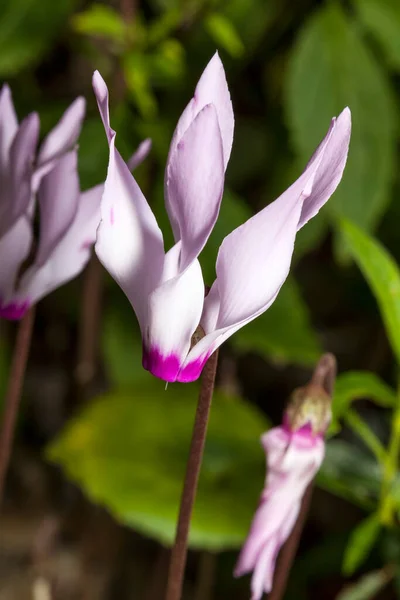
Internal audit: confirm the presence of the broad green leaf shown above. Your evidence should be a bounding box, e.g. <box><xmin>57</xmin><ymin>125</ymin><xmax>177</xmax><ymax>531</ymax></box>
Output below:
<box><xmin>336</xmin><ymin>568</ymin><xmax>392</xmax><ymax>600</ymax></box>
<box><xmin>47</xmin><ymin>385</ymin><xmax>268</xmax><ymax>550</ymax></box>
<box><xmin>354</xmin><ymin>0</ymin><xmax>400</xmax><ymax>70</ymax></box>
<box><xmin>343</xmin><ymin>513</ymin><xmax>381</xmax><ymax>575</ymax></box>
<box><xmin>205</xmin><ymin>13</ymin><xmax>244</xmax><ymax>58</ymax></box>
<box><xmin>317</xmin><ymin>439</ymin><xmax>381</xmax><ymax>510</ymax></box>
<box><xmin>341</xmin><ymin>219</ymin><xmax>400</xmax><ymax>365</ymax></box>
<box><xmin>333</xmin><ymin>371</ymin><xmax>396</xmax><ymax>420</ymax></box>
<box><xmin>0</xmin><ymin>0</ymin><xmax>77</xmax><ymax>75</ymax></box>
<box><xmin>285</xmin><ymin>2</ymin><xmax>396</xmax><ymax>231</ymax></box>
<box><xmin>123</xmin><ymin>53</ymin><xmax>157</xmax><ymax>119</ymax></box>
<box><xmin>232</xmin><ymin>277</ymin><xmax>321</xmax><ymax>366</ymax></box>
<box><xmin>72</xmin><ymin>5</ymin><xmax>126</xmax><ymax>43</ymax></box>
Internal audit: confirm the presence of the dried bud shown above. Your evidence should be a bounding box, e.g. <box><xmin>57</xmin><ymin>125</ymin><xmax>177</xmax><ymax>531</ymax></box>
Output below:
<box><xmin>285</xmin><ymin>383</ymin><xmax>331</xmax><ymax>435</ymax></box>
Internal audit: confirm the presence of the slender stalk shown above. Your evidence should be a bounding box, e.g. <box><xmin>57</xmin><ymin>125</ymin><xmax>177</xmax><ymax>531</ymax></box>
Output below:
<box><xmin>268</xmin><ymin>353</ymin><xmax>337</xmax><ymax>600</ymax></box>
<box><xmin>76</xmin><ymin>257</ymin><xmax>103</xmax><ymax>393</ymax></box>
<box><xmin>0</xmin><ymin>306</ymin><xmax>36</xmax><ymax>504</ymax></box>
<box><xmin>194</xmin><ymin>552</ymin><xmax>217</xmax><ymax>600</ymax></box>
<box><xmin>268</xmin><ymin>485</ymin><xmax>313</xmax><ymax>600</ymax></box>
<box><xmin>165</xmin><ymin>351</ymin><xmax>219</xmax><ymax>600</ymax></box>
<box><xmin>379</xmin><ymin>381</ymin><xmax>400</xmax><ymax>524</ymax></box>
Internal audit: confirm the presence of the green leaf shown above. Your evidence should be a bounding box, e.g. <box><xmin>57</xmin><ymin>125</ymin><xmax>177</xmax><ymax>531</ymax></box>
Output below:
<box><xmin>204</xmin><ymin>13</ymin><xmax>244</xmax><ymax>58</ymax></box>
<box><xmin>341</xmin><ymin>219</ymin><xmax>400</xmax><ymax>365</ymax></box>
<box><xmin>123</xmin><ymin>53</ymin><xmax>157</xmax><ymax>119</ymax></box>
<box><xmin>47</xmin><ymin>385</ymin><xmax>268</xmax><ymax>550</ymax></box>
<box><xmin>0</xmin><ymin>0</ymin><xmax>77</xmax><ymax>75</ymax></box>
<box><xmin>317</xmin><ymin>439</ymin><xmax>381</xmax><ymax>510</ymax></box>
<box><xmin>285</xmin><ymin>2</ymin><xmax>397</xmax><ymax>231</ymax></box>
<box><xmin>336</xmin><ymin>568</ymin><xmax>392</xmax><ymax>600</ymax></box>
<box><xmin>354</xmin><ymin>0</ymin><xmax>400</xmax><ymax>71</ymax></box>
<box><xmin>72</xmin><ymin>4</ymin><xmax>126</xmax><ymax>43</ymax></box>
<box><xmin>345</xmin><ymin>410</ymin><xmax>387</xmax><ymax>463</ymax></box>
<box><xmin>343</xmin><ymin>514</ymin><xmax>381</xmax><ymax>575</ymax></box>
<box><xmin>333</xmin><ymin>371</ymin><xmax>397</xmax><ymax>421</ymax></box>
<box><xmin>232</xmin><ymin>277</ymin><xmax>321</xmax><ymax>366</ymax></box>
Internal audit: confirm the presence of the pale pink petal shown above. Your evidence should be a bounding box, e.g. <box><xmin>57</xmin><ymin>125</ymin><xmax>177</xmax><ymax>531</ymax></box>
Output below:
<box><xmin>0</xmin><ymin>84</ymin><xmax>18</xmax><ymax>174</ymax></box>
<box><xmin>93</xmin><ymin>72</ymin><xmax>165</xmax><ymax>331</ymax></box>
<box><xmin>34</xmin><ymin>151</ymin><xmax>80</xmax><ymax>267</ymax></box>
<box><xmin>37</xmin><ymin>97</ymin><xmax>86</xmax><ymax>167</ymax></box>
<box><xmin>143</xmin><ymin>242</ymin><xmax>205</xmax><ymax>382</ymax></box>
<box><xmin>0</xmin><ymin>217</ymin><xmax>33</xmax><ymax>319</ymax></box>
<box><xmin>95</xmin><ymin>134</ymin><xmax>164</xmax><ymax>330</ymax></box>
<box><xmin>179</xmin><ymin>110</ymin><xmax>351</xmax><ymax>380</ymax></box>
<box><xmin>15</xmin><ymin>184</ymin><xmax>102</xmax><ymax>306</ymax></box>
<box><xmin>166</xmin><ymin>104</ymin><xmax>224</xmax><ymax>269</ymax></box>
<box><xmin>165</xmin><ymin>52</ymin><xmax>234</xmax><ymax>240</ymax></box>
<box><xmin>0</xmin><ymin>112</ymin><xmax>40</xmax><ymax>235</ymax></box>
<box><xmin>127</xmin><ymin>138</ymin><xmax>152</xmax><ymax>171</ymax></box>
<box><xmin>169</xmin><ymin>52</ymin><xmax>233</xmax><ymax>169</ymax></box>
<box><xmin>298</xmin><ymin>108</ymin><xmax>351</xmax><ymax>228</ymax></box>
<box><xmin>235</xmin><ymin>427</ymin><xmax>325</xmax><ymax>598</ymax></box>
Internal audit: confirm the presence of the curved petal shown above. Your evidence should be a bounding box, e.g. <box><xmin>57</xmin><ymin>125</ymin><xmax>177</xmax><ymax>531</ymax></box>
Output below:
<box><xmin>0</xmin><ymin>84</ymin><xmax>18</xmax><ymax>175</ymax></box>
<box><xmin>165</xmin><ymin>52</ymin><xmax>234</xmax><ymax>240</ymax></box>
<box><xmin>15</xmin><ymin>184</ymin><xmax>102</xmax><ymax>307</ymax></box>
<box><xmin>36</xmin><ymin>97</ymin><xmax>86</xmax><ymax>167</ymax></box>
<box><xmin>93</xmin><ymin>71</ymin><xmax>165</xmax><ymax>331</ymax></box>
<box><xmin>143</xmin><ymin>243</ymin><xmax>205</xmax><ymax>382</ymax></box>
<box><xmin>298</xmin><ymin>107</ymin><xmax>351</xmax><ymax>228</ymax></box>
<box><xmin>0</xmin><ymin>217</ymin><xmax>33</xmax><ymax>319</ymax></box>
<box><xmin>0</xmin><ymin>112</ymin><xmax>40</xmax><ymax>236</ymax></box>
<box><xmin>178</xmin><ymin>109</ymin><xmax>352</xmax><ymax>381</ymax></box>
<box><xmin>166</xmin><ymin>104</ymin><xmax>225</xmax><ymax>269</ymax></box>
<box><xmin>127</xmin><ymin>138</ymin><xmax>152</xmax><ymax>171</ymax></box>
<box><xmin>34</xmin><ymin>150</ymin><xmax>80</xmax><ymax>267</ymax></box>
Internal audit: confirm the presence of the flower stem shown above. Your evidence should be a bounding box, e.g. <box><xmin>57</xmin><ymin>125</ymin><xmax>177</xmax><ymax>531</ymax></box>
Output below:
<box><xmin>165</xmin><ymin>351</ymin><xmax>219</xmax><ymax>600</ymax></box>
<box><xmin>0</xmin><ymin>307</ymin><xmax>36</xmax><ymax>504</ymax></box>
<box><xmin>75</xmin><ymin>257</ymin><xmax>103</xmax><ymax>395</ymax></box>
<box><xmin>379</xmin><ymin>382</ymin><xmax>400</xmax><ymax>524</ymax></box>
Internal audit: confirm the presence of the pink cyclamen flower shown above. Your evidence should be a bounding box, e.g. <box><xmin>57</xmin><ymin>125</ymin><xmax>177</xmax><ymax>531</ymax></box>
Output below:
<box><xmin>0</xmin><ymin>84</ymin><xmax>151</xmax><ymax>319</ymax></box>
<box><xmin>92</xmin><ymin>52</ymin><xmax>351</xmax><ymax>383</ymax></box>
<box><xmin>234</xmin><ymin>386</ymin><xmax>331</xmax><ymax>600</ymax></box>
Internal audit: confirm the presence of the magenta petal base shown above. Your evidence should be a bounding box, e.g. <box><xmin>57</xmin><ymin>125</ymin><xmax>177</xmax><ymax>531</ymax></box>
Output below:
<box><xmin>142</xmin><ymin>347</ymin><xmax>181</xmax><ymax>382</ymax></box>
<box><xmin>0</xmin><ymin>301</ymin><xmax>30</xmax><ymax>320</ymax></box>
<box><xmin>142</xmin><ymin>347</ymin><xmax>209</xmax><ymax>383</ymax></box>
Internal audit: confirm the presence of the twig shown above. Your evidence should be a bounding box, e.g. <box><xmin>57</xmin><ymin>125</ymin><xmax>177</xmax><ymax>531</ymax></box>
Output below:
<box><xmin>0</xmin><ymin>307</ymin><xmax>36</xmax><ymax>504</ymax></box>
<box><xmin>75</xmin><ymin>257</ymin><xmax>103</xmax><ymax>394</ymax></box>
<box><xmin>165</xmin><ymin>351</ymin><xmax>219</xmax><ymax>600</ymax></box>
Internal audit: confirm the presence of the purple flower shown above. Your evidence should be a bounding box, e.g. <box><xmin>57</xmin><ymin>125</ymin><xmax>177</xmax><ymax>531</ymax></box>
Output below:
<box><xmin>234</xmin><ymin>385</ymin><xmax>331</xmax><ymax>600</ymax></box>
<box><xmin>0</xmin><ymin>84</ymin><xmax>150</xmax><ymax>319</ymax></box>
<box><xmin>93</xmin><ymin>52</ymin><xmax>351</xmax><ymax>383</ymax></box>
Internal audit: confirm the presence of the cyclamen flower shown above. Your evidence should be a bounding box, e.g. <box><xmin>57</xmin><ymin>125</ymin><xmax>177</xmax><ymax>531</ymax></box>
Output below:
<box><xmin>234</xmin><ymin>386</ymin><xmax>331</xmax><ymax>600</ymax></box>
<box><xmin>92</xmin><ymin>53</ymin><xmax>351</xmax><ymax>383</ymax></box>
<box><xmin>0</xmin><ymin>84</ymin><xmax>150</xmax><ymax>319</ymax></box>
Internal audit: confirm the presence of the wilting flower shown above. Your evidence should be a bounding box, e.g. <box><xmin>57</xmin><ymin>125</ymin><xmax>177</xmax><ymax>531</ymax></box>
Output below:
<box><xmin>0</xmin><ymin>84</ymin><xmax>150</xmax><ymax>319</ymax></box>
<box><xmin>234</xmin><ymin>384</ymin><xmax>331</xmax><ymax>600</ymax></box>
<box><xmin>93</xmin><ymin>52</ymin><xmax>351</xmax><ymax>383</ymax></box>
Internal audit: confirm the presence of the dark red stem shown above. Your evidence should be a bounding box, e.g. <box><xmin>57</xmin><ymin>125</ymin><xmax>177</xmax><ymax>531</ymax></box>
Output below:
<box><xmin>0</xmin><ymin>307</ymin><xmax>36</xmax><ymax>504</ymax></box>
<box><xmin>165</xmin><ymin>351</ymin><xmax>219</xmax><ymax>600</ymax></box>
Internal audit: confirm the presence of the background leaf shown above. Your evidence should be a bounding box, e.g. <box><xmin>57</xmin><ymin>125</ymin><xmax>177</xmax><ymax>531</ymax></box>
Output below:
<box><xmin>285</xmin><ymin>1</ymin><xmax>397</xmax><ymax>232</ymax></box>
<box><xmin>47</xmin><ymin>385</ymin><xmax>269</xmax><ymax>550</ymax></box>
<box><xmin>343</xmin><ymin>514</ymin><xmax>381</xmax><ymax>575</ymax></box>
<box><xmin>232</xmin><ymin>277</ymin><xmax>321</xmax><ymax>366</ymax></box>
<box><xmin>354</xmin><ymin>0</ymin><xmax>400</xmax><ymax>71</ymax></box>
<box><xmin>341</xmin><ymin>219</ymin><xmax>400</xmax><ymax>365</ymax></box>
<box><xmin>336</xmin><ymin>568</ymin><xmax>392</xmax><ymax>600</ymax></box>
